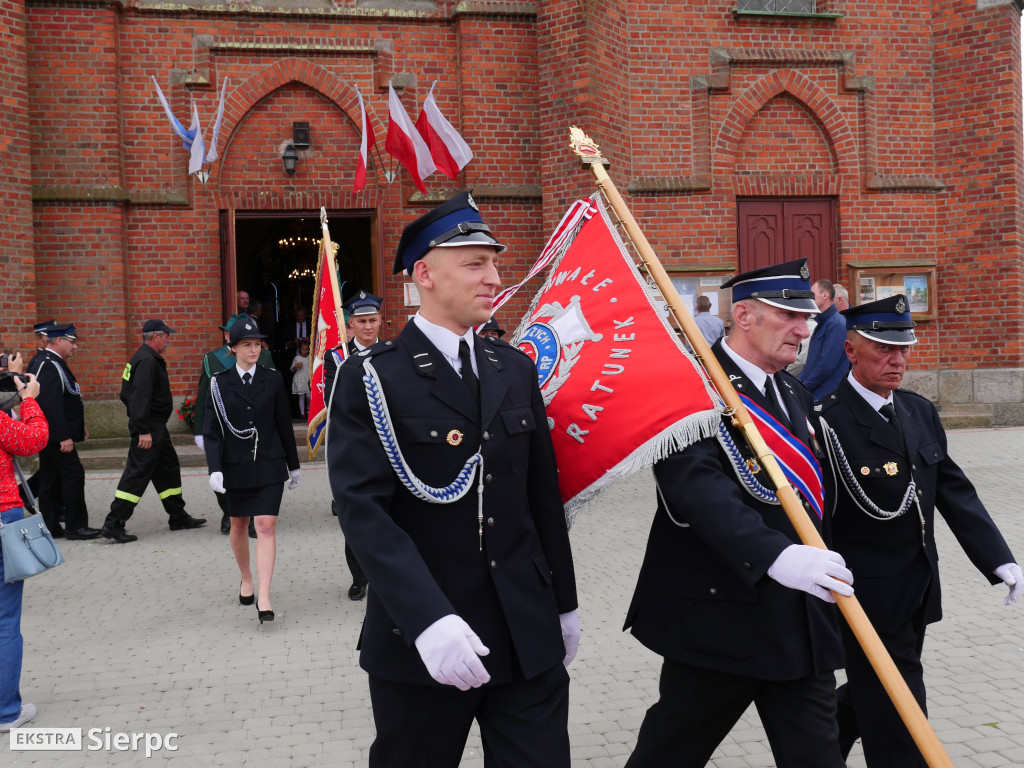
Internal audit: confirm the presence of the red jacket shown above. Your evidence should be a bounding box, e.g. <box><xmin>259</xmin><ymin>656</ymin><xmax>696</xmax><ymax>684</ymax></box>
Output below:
<box><xmin>0</xmin><ymin>398</ymin><xmax>49</xmax><ymax>512</ymax></box>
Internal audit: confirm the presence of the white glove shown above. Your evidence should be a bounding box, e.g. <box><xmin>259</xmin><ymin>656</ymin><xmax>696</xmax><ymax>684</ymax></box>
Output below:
<box><xmin>994</xmin><ymin>563</ymin><xmax>1024</xmax><ymax>605</ymax></box>
<box><xmin>194</xmin><ymin>435</ymin><xmax>204</xmax><ymax>450</ymax></box>
<box><xmin>768</xmin><ymin>544</ymin><xmax>854</xmax><ymax>603</ymax></box>
<box><xmin>560</xmin><ymin>609</ymin><xmax>581</xmax><ymax>667</ymax></box>
<box><xmin>414</xmin><ymin>614</ymin><xmax>491</xmax><ymax>691</ymax></box>
<box><xmin>288</xmin><ymin>469</ymin><xmax>301</xmax><ymax>490</ymax></box>
<box><xmin>209</xmin><ymin>471</ymin><xmax>225</xmax><ymax>494</ymax></box>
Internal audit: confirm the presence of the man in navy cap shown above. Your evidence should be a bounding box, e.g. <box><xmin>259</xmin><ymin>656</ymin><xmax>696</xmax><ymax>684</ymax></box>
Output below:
<box><xmin>24</xmin><ymin>319</ymin><xmax>58</xmax><ymax>510</ymax></box>
<box><xmin>102</xmin><ymin>319</ymin><xmax>206</xmax><ymax>542</ymax></box>
<box><xmin>477</xmin><ymin>316</ymin><xmax>505</xmax><ymax>340</ymax></box>
<box><xmin>327</xmin><ymin>190</ymin><xmax>579</xmax><ymax>767</ymax></box>
<box><xmin>625</xmin><ymin>258</ymin><xmax>851</xmax><ymax>767</ymax></box>
<box><xmin>30</xmin><ymin>323</ymin><xmax>100</xmax><ymax>540</ymax></box>
<box><xmin>329</xmin><ymin>290</ymin><xmax>386</xmax><ymax>601</ymax></box>
<box><xmin>815</xmin><ymin>295</ymin><xmax>1022</xmax><ymax>767</ymax></box>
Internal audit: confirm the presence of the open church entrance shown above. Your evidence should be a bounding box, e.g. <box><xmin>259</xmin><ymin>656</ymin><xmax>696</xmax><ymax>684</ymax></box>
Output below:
<box><xmin>227</xmin><ymin>209</ymin><xmax>375</xmax><ymax>359</ymax></box>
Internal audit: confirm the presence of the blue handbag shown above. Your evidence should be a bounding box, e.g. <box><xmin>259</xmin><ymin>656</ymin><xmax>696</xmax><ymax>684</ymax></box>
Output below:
<box><xmin>0</xmin><ymin>514</ymin><xmax>65</xmax><ymax>583</ymax></box>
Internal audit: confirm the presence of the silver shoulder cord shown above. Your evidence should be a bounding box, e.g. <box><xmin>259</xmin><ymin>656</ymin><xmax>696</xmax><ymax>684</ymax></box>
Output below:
<box><xmin>655</xmin><ymin>417</ymin><xmax>779</xmax><ymax>530</ymax></box>
<box><xmin>210</xmin><ymin>376</ymin><xmax>258</xmax><ymax>461</ymax></box>
<box><xmin>46</xmin><ymin>359</ymin><xmax>80</xmax><ymax>396</ymax></box>
<box><xmin>820</xmin><ymin>417</ymin><xmax>917</xmax><ymax>521</ymax></box>
<box><xmin>360</xmin><ymin>358</ymin><xmax>487</xmax><ymax>551</ymax></box>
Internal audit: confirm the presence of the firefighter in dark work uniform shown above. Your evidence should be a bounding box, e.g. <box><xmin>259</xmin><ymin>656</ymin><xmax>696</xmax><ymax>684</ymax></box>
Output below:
<box><xmin>101</xmin><ymin>319</ymin><xmax>206</xmax><ymax>543</ymax></box>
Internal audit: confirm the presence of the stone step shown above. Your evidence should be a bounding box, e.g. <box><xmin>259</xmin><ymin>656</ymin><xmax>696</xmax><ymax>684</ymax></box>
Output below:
<box><xmin>939</xmin><ymin>403</ymin><xmax>993</xmax><ymax>430</ymax></box>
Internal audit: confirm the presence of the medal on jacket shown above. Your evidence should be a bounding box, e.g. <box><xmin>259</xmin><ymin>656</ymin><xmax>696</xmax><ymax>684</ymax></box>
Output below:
<box><xmin>883</xmin><ymin>461</ymin><xmax>898</xmax><ymax>476</ymax></box>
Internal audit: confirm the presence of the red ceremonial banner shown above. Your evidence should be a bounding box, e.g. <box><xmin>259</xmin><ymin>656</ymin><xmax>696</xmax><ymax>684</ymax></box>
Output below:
<box><xmin>514</xmin><ymin>196</ymin><xmax>721</xmax><ymax>520</ymax></box>
<box><xmin>307</xmin><ymin>230</ymin><xmax>345</xmax><ymax>457</ymax></box>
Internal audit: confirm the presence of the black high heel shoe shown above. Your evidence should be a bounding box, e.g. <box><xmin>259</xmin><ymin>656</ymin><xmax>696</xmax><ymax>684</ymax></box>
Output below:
<box><xmin>239</xmin><ymin>582</ymin><xmax>255</xmax><ymax>606</ymax></box>
<box><xmin>256</xmin><ymin>600</ymin><xmax>274</xmax><ymax>624</ymax></box>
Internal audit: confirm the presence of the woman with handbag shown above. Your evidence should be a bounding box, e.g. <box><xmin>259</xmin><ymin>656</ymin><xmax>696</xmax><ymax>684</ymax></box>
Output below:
<box><xmin>0</xmin><ymin>370</ymin><xmax>48</xmax><ymax>731</ymax></box>
<box><xmin>203</xmin><ymin>315</ymin><xmax>300</xmax><ymax>625</ymax></box>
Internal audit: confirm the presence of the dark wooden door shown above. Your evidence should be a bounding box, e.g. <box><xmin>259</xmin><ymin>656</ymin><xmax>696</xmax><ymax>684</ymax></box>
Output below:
<box><xmin>737</xmin><ymin>198</ymin><xmax>835</xmax><ymax>283</ymax></box>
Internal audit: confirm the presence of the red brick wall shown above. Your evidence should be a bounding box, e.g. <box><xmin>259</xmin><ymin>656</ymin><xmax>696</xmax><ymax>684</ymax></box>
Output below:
<box><xmin>6</xmin><ymin>0</ymin><xmax>1023</xmax><ymax>407</ymax></box>
<box><xmin>0</xmin><ymin>0</ymin><xmax>35</xmax><ymax>342</ymax></box>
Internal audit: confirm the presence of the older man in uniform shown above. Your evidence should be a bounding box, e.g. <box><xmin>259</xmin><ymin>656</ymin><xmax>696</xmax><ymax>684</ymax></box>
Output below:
<box><xmin>102</xmin><ymin>319</ymin><xmax>206</xmax><ymax>542</ymax></box>
<box><xmin>29</xmin><ymin>323</ymin><xmax>100</xmax><ymax>540</ymax></box>
<box><xmin>814</xmin><ymin>295</ymin><xmax>1022</xmax><ymax>767</ymax></box>
<box><xmin>625</xmin><ymin>258</ymin><xmax>852</xmax><ymax>768</ymax></box>
<box><xmin>327</xmin><ymin>191</ymin><xmax>579</xmax><ymax>767</ymax></box>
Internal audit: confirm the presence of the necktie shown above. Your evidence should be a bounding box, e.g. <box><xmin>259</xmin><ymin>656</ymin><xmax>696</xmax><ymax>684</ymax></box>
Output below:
<box><xmin>764</xmin><ymin>374</ymin><xmax>792</xmax><ymax>430</ymax></box>
<box><xmin>458</xmin><ymin>339</ymin><xmax>479</xmax><ymax>404</ymax></box>
<box><xmin>880</xmin><ymin>402</ymin><xmax>903</xmax><ymax>444</ymax></box>
<box><xmin>243</xmin><ymin>372</ymin><xmax>252</xmax><ymax>388</ymax></box>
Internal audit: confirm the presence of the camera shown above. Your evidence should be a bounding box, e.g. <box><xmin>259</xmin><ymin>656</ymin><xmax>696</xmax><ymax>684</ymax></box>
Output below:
<box><xmin>0</xmin><ymin>371</ymin><xmax>29</xmax><ymax>391</ymax></box>
<box><xmin>0</xmin><ymin>354</ymin><xmax>9</xmax><ymax>368</ymax></box>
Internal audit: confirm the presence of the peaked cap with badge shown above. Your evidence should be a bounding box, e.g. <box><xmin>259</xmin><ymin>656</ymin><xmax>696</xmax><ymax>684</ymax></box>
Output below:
<box><xmin>33</xmin><ymin>319</ymin><xmax>56</xmax><ymax>335</ymax></box>
<box><xmin>345</xmin><ymin>291</ymin><xmax>383</xmax><ymax>316</ymax></box>
<box><xmin>841</xmin><ymin>293</ymin><xmax>917</xmax><ymax>346</ymax></box>
<box><xmin>45</xmin><ymin>322</ymin><xmax>78</xmax><ymax>339</ymax></box>
<box><xmin>227</xmin><ymin>313</ymin><xmax>267</xmax><ymax>345</ymax></box>
<box><xmin>720</xmin><ymin>258</ymin><xmax>818</xmax><ymax>313</ymax></box>
<box><xmin>392</xmin><ymin>189</ymin><xmax>506</xmax><ymax>275</ymax></box>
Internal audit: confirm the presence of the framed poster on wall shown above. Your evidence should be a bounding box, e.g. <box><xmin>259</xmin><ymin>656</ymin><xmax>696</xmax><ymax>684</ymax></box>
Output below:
<box><xmin>847</xmin><ymin>263</ymin><xmax>936</xmax><ymax>321</ymax></box>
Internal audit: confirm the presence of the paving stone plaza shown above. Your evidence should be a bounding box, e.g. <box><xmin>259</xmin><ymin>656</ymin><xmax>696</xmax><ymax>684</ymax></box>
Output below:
<box><xmin>6</xmin><ymin>428</ymin><xmax>1024</xmax><ymax>766</ymax></box>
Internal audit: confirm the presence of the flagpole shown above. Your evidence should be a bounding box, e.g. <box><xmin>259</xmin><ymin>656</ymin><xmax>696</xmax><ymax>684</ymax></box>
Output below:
<box><xmin>320</xmin><ymin>207</ymin><xmax>348</xmax><ymax>353</ymax></box>
<box><xmin>568</xmin><ymin>127</ymin><xmax>954</xmax><ymax>768</ymax></box>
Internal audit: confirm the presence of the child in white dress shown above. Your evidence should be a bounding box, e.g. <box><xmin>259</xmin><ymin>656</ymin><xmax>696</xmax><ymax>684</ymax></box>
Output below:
<box><xmin>290</xmin><ymin>340</ymin><xmax>310</xmax><ymax>416</ymax></box>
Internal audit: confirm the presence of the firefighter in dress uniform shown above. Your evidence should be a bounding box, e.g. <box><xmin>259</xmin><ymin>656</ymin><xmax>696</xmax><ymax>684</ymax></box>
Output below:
<box><xmin>814</xmin><ymin>294</ymin><xmax>1023</xmax><ymax>767</ymax></box>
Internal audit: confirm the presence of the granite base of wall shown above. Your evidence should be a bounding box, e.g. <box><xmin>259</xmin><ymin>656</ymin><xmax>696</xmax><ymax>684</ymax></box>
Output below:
<box><xmin>83</xmin><ymin>396</ymin><xmax>192</xmax><ymax>440</ymax></box>
<box><xmin>903</xmin><ymin>368</ymin><xmax>1024</xmax><ymax>427</ymax></box>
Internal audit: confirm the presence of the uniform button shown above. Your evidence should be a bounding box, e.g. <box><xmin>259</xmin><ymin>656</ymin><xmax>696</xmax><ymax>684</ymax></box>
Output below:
<box><xmin>248</xmin><ymin>421</ymin><xmax>253</xmax><ymax>426</ymax></box>
<box><xmin>743</xmin><ymin>562</ymin><xmax>752</xmax><ymax>570</ymax></box>
<box><xmin>709</xmin><ymin>587</ymin><xmax>718</xmax><ymax>595</ymax></box>
<box><xmin>521</xmin><ymin>419</ymin><xmax>528</xmax><ymax>427</ymax></box>
<box><xmin>483</xmin><ymin>431</ymin><xmax>490</xmax><ymax>441</ymax></box>
<box><xmin>873</xmin><ymin>468</ymin><xmax>879</xmax><ymax>473</ymax></box>
<box><xmin>430</xmin><ymin>430</ymin><xmax>438</xmax><ymax>438</ymax></box>
<box><xmin>392</xmin><ymin>628</ymin><xmax>402</xmax><ymax>636</ymax></box>
<box><xmin>385</xmin><ymin>341</ymin><xmax>392</xmax><ymax>346</ymax></box>
<box><xmin>490</xmin><ymin>560</ymin><xmax>497</xmax><ymax>570</ymax></box>
<box><xmin>912</xmin><ymin>464</ymin><xmax>917</xmax><ymax>470</ymax></box>
<box><xmin>485</xmin><ymin>474</ymin><xmax>493</xmax><ymax>483</ymax></box>
<box><xmin>246</xmin><ymin>405</ymin><xmax>252</xmax><ymax>411</ymax></box>
<box><xmin>487</xmin><ymin>517</ymin><xmax>495</xmax><ymax>527</ymax></box>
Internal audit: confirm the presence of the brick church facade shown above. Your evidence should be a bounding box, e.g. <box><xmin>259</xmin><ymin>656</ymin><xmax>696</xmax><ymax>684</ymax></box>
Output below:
<box><xmin>2</xmin><ymin>0</ymin><xmax>1023</xmax><ymax>430</ymax></box>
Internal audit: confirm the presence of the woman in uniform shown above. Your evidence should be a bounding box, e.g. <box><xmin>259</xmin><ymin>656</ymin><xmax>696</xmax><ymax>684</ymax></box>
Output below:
<box><xmin>203</xmin><ymin>315</ymin><xmax>300</xmax><ymax>624</ymax></box>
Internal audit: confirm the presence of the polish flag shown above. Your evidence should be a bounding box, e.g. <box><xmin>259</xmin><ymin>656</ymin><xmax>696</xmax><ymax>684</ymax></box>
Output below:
<box><xmin>415</xmin><ymin>82</ymin><xmax>473</xmax><ymax>179</ymax></box>
<box><xmin>385</xmin><ymin>83</ymin><xmax>435</xmax><ymax>193</ymax></box>
<box><xmin>353</xmin><ymin>86</ymin><xmax>375</xmax><ymax>192</ymax></box>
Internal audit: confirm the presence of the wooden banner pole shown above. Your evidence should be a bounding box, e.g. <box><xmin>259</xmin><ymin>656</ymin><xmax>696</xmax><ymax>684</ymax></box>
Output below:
<box><xmin>568</xmin><ymin>127</ymin><xmax>953</xmax><ymax>768</ymax></box>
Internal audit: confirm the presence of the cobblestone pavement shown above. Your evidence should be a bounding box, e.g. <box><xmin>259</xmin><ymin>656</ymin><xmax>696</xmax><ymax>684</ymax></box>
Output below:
<box><xmin>6</xmin><ymin>428</ymin><xmax>1024</xmax><ymax>766</ymax></box>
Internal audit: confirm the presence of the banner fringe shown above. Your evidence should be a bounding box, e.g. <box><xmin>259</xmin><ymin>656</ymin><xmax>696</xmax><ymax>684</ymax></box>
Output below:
<box><xmin>563</xmin><ymin>407</ymin><xmax>722</xmax><ymax>528</ymax></box>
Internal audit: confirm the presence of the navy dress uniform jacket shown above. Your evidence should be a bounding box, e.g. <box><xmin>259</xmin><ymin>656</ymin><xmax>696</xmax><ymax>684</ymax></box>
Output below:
<box><xmin>29</xmin><ymin>349</ymin><xmax>84</xmax><ymax>445</ymax></box>
<box><xmin>203</xmin><ymin>365</ymin><xmax>300</xmax><ymax>489</ymax></box>
<box><xmin>816</xmin><ymin>380</ymin><xmax>1013</xmax><ymax>633</ymax></box>
<box><xmin>625</xmin><ymin>341</ymin><xmax>843</xmax><ymax>680</ymax></box>
<box><xmin>327</xmin><ymin>321</ymin><xmax>577</xmax><ymax>687</ymax></box>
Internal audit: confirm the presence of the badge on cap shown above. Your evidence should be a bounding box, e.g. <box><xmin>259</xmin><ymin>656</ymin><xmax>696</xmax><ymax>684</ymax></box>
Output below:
<box><xmin>466</xmin><ymin>192</ymin><xmax>478</xmax><ymax>212</ymax></box>
<box><xmin>447</xmin><ymin>429</ymin><xmax>464</xmax><ymax>446</ymax></box>
<box><xmin>359</xmin><ymin>291</ymin><xmax>367</xmax><ymax>300</ymax></box>
<box><xmin>884</xmin><ymin>461</ymin><xmax>899</xmax><ymax>476</ymax></box>
<box><xmin>244</xmin><ymin>323</ymin><xmax>252</xmax><ymax>330</ymax></box>
<box><xmin>800</xmin><ymin>263</ymin><xmax>810</xmax><ymax>280</ymax></box>
<box><xmin>895</xmin><ymin>297</ymin><xmax>906</xmax><ymax>314</ymax></box>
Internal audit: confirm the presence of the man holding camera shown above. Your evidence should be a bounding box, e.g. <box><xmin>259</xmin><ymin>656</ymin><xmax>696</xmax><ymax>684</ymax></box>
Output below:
<box><xmin>28</xmin><ymin>323</ymin><xmax>100</xmax><ymax>540</ymax></box>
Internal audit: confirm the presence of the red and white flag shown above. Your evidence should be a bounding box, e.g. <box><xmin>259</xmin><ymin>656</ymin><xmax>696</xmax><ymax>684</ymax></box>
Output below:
<box><xmin>307</xmin><ymin>216</ymin><xmax>346</xmax><ymax>458</ymax></box>
<box><xmin>353</xmin><ymin>85</ymin><xmax>376</xmax><ymax>192</ymax></box>
<box><xmin>385</xmin><ymin>83</ymin><xmax>435</xmax><ymax>193</ymax></box>
<box><xmin>514</xmin><ymin>195</ymin><xmax>722</xmax><ymax>522</ymax></box>
<box><xmin>415</xmin><ymin>82</ymin><xmax>473</xmax><ymax>179</ymax></box>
